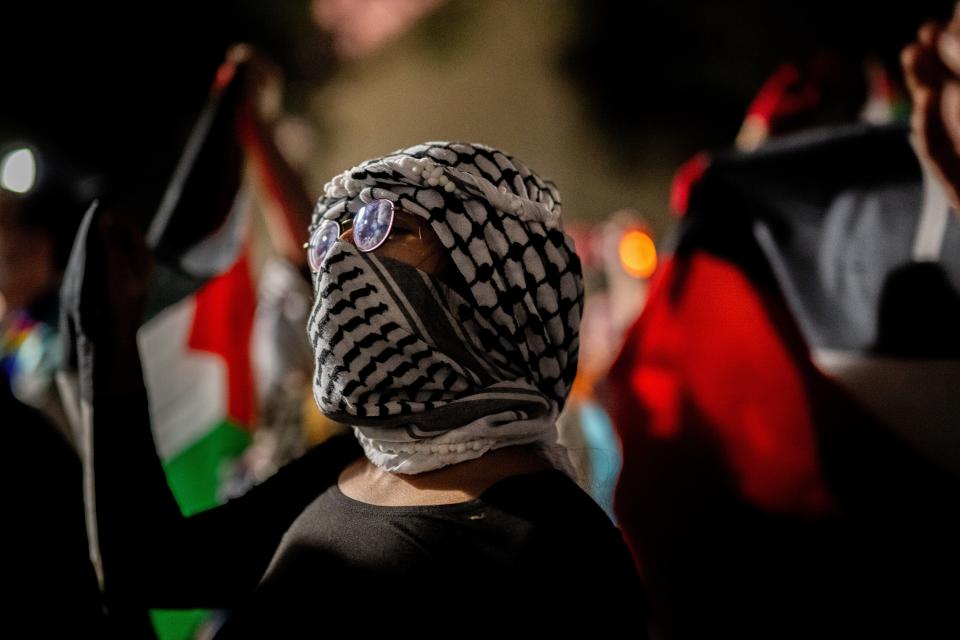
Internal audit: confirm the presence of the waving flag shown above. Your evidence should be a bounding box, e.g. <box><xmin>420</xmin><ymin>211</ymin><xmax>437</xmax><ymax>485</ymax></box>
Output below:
<box><xmin>134</xmin><ymin>57</ymin><xmax>258</xmax><ymax>640</ymax></box>
<box><xmin>605</xmin><ymin>123</ymin><xmax>960</xmax><ymax>638</ymax></box>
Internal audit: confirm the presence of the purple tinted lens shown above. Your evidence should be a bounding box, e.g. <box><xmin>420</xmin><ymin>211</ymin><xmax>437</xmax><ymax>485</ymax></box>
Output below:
<box><xmin>307</xmin><ymin>220</ymin><xmax>340</xmax><ymax>271</ymax></box>
<box><xmin>353</xmin><ymin>199</ymin><xmax>394</xmax><ymax>252</ymax></box>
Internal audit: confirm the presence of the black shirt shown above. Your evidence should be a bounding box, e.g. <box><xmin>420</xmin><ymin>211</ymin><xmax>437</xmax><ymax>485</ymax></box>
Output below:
<box><xmin>91</xmin><ymin>392</ymin><xmax>646</xmax><ymax>637</ymax></box>
<box><xmin>216</xmin><ymin>466</ymin><xmax>645</xmax><ymax>636</ymax></box>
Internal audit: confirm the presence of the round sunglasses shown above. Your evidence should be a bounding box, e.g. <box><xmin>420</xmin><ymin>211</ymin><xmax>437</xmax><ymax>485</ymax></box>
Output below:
<box><xmin>305</xmin><ymin>199</ymin><xmax>398</xmax><ymax>272</ymax></box>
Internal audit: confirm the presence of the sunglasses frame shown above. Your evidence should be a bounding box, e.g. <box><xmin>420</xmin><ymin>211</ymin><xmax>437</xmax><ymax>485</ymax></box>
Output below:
<box><xmin>304</xmin><ymin>198</ymin><xmax>397</xmax><ymax>272</ymax></box>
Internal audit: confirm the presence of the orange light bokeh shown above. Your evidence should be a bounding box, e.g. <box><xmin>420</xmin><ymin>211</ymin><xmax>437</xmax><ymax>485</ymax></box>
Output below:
<box><xmin>619</xmin><ymin>229</ymin><xmax>658</xmax><ymax>279</ymax></box>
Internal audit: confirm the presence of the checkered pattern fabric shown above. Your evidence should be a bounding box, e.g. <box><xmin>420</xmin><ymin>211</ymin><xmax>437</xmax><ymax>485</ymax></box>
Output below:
<box><xmin>307</xmin><ymin>142</ymin><xmax>583</xmax><ymax>473</ymax></box>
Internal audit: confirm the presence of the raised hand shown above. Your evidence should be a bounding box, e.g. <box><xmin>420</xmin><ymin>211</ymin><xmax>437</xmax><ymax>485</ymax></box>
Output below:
<box><xmin>902</xmin><ymin>3</ymin><xmax>960</xmax><ymax>213</ymax></box>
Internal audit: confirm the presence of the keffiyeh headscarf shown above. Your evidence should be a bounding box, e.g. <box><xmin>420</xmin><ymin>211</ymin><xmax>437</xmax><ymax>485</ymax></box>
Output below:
<box><xmin>307</xmin><ymin>142</ymin><xmax>583</xmax><ymax>475</ymax></box>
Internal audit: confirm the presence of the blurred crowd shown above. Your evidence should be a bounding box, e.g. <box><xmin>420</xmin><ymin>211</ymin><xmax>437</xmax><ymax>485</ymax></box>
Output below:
<box><xmin>4</xmin><ymin>2</ymin><xmax>960</xmax><ymax>639</ymax></box>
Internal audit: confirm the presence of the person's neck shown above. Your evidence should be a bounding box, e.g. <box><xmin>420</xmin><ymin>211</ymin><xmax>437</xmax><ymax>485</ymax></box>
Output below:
<box><xmin>338</xmin><ymin>444</ymin><xmax>553</xmax><ymax>507</ymax></box>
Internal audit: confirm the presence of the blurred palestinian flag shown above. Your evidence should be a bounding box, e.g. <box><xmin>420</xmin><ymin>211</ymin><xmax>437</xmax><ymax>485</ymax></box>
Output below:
<box><xmin>605</xmin><ymin>122</ymin><xmax>960</xmax><ymax>637</ymax></box>
<box><xmin>138</xmin><ymin>55</ymin><xmax>256</xmax><ymax>639</ymax></box>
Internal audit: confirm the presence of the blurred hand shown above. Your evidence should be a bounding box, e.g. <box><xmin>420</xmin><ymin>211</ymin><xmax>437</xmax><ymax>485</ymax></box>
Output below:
<box><xmin>219</xmin><ymin>44</ymin><xmax>284</xmax><ymax>130</ymax></box>
<box><xmin>219</xmin><ymin>43</ymin><xmax>315</xmax><ymax>266</ymax></box>
<box><xmin>902</xmin><ymin>3</ymin><xmax>960</xmax><ymax>213</ymax></box>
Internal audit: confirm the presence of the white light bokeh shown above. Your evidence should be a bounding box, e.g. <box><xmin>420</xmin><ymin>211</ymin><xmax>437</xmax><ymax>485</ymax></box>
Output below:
<box><xmin>1</xmin><ymin>148</ymin><xmax>37</xmax><ymax>194</ymax></box>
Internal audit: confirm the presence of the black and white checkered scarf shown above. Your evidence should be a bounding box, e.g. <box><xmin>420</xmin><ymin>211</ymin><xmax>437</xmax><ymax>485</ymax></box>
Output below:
<box><xmin>307</xmin><ymin>142</ymin><xmax>583</xmax><ymax>474</ymax></box>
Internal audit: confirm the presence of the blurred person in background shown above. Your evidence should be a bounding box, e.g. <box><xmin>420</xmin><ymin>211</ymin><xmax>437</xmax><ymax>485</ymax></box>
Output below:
<box><xmin>1</xmin><ymin>157</ymin><xmax>155</xmax><ymax>637</ymax></box>
<box><xmin>604</xmin><ymin>3</ymin><xmax>960</xmax><ymax>638</ymax></box>
<box><xmin>4</xmin><ymin>368</ymin><xmax>117</xmax><ymax>637</ymax></box>
<box><xmin>559</xmin><ymin>212</ymin><xmax>657</xmax><ymax>519</ymax></box>
<box><xmin>0</xmin><ymin>159</ymin><xmax>92</xmax><ymax>438</ymax></box>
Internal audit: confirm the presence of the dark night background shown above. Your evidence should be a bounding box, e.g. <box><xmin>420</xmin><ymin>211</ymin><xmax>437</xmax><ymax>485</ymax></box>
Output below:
<box><xmin>1</xmin><ymin>1</ymin><xmax>953</xmax><ymax>218</ymax></box>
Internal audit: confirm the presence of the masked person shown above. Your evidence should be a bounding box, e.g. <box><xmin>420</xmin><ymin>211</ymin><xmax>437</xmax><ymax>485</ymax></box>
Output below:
<box><xmin>79</xmin><ymin>142</ymin><xmax>647</xmax><ymax>637</ymax></box>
